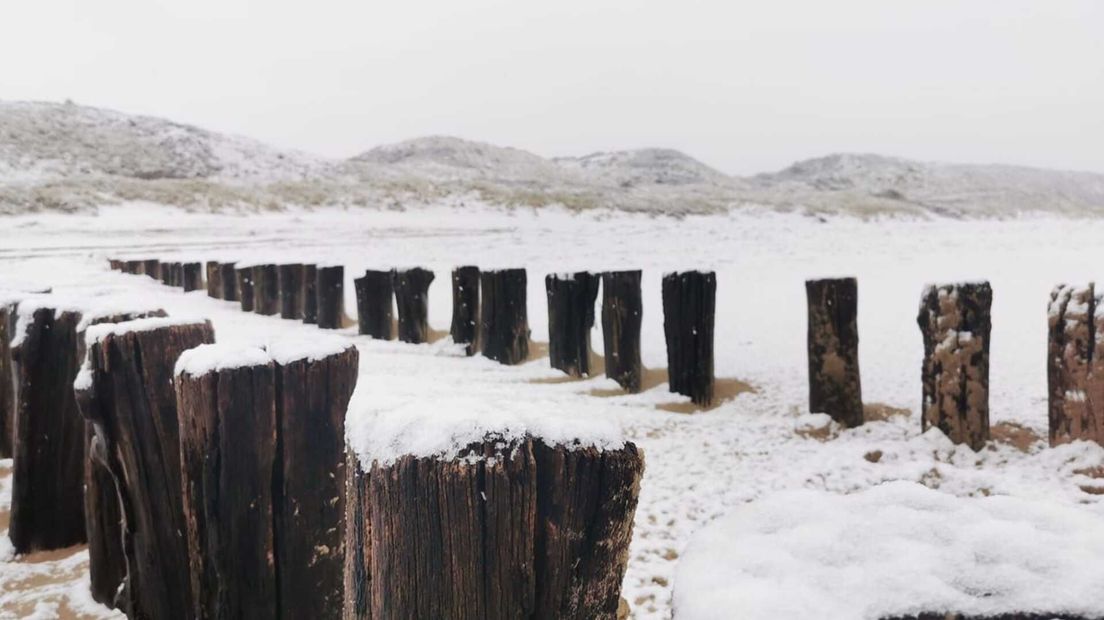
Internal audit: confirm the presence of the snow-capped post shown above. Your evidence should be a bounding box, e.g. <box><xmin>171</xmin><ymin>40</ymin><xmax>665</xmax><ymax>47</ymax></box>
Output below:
<box><xmin>125</xmin><ymin>259</ymin><xmax>143</xmax><ymax>274</ymax></box>
<box><xmin>394</xmin><ymin>267</ymin><xmax>435</xmax><ymax>344</ymax></box>
<box><xmin>253</xmin><ymin>264</ymin><xmax>280</xmax><ymax>315</ymax></box>
<box><xmin>601</xmin><ymin>270</ymin><xmax>643</xmax><ymax>392</ymax></box>
<box><xmin>219</xmin><ymin>261</ymin><xmax>239</xmax><ymax>301</ymax></box>
<box><xmin>450</xmin><ymin>266</ymin><xmax>480</xmax><ymax>355</ymax></box>
<box><xmin>662</xmin><ymin>271</ymin><xmax>716</xmax><ymax>406</ymax></box>
<box><xmin>0</xmin><ymin>301</ymin><xmax>16</xmax><ymax>458</ymax></box>
<box><xmin>182</xmin><ymin>262</ymin><xmax>202</xmax><ymax>292</ymax></box>
<box><xmin>1047</xmin><ymin>283</ymin><xmax>1104</xmax><ymax>446</ymax></box>
<box><xmin>917</xmin><ymin>282</ymin><xmax>992</xmax><ymax>450</ymax></box>
<box><xmin>480</xmin><ymin>268</ymin><xmax>529</xmax><ymax>364</ymax></box>
<box><xmin>354</xmin><ymin>269</ymin><xmax>393</xmax><ymax>339</ymax></box>
<box><xmin>805</xmin><ymin>277</ymin><xmax>863</xmax><ymax>427</ymax></box>
<box><xmin>142</xmin><ymin>259</ymin><xmax>161</xmax><ymax>280</ymax></box>
<box><xmin>278</xmin><ymin>263</ymin><xmax>304</xmax><ymax>319</ymax></box>
<box><xmin>236</xmin><ymin>265</ymin><xmax>256</xmax><ymax>312</ymax></box>
<box><xmin>546</xmin><ymin>272</ymin><xmax>600</xmax><ymax>376</ymax></box>
<box><xmin>76</xmin><ymin>318</ymin><xmax>213</xmax><ymax>618</ymax></box>
<box><xmin>316</xmin><ymin>265</ymin><xmax>345</xmax><ymax>329</ymax></box>
<box><xmin>84</xmin><ymin>431</ymin><xmax>125</xmax><ymax>608</ymax></box>
<box><xmin>302</xmin><ymin>264</ymin><xmax>318</xmax><ymax>324</ymax></box>
<box><xmin>109</xmin><ymin>259</ymin><xmax>123</xmax><ymax>271</ymax></box>
<box><xmin>205</xmin><ymin>261</ymin><xmax>222</xmax><ymax>298</ymax></box>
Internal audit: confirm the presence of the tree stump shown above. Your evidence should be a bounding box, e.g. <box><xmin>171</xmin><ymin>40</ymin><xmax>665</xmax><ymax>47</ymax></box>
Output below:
<box><xmin>142</xmin><ymin>259</ymin><xmax>160</xmax><ymax>280</ymax></box>
<box><xmin>253</xmin><ymin>264</ymin><xmax>280</xmax><ymax>315</ymax></box>
<box><xmin>917</xmin><ymin>282</ymin><xmax>992</xmax><ymax>450</ymax></box>
<box><xmin>662</xmin><ymin>271</ymin><xmax>716</xmax><ymax>406</ymax></box>
<box><xmin>316</xmin><ymin>265</ymin><xmax>345</xmax><ymax>330</ymax></box>
<box><xmin>546</xmin><ymin>272</ymin><xmax>600</xmax><ymax>377</ymax></box>
<box><xmin>344</xmin><ymin>436</ymin><xmax>644</xmax><ymax>619</ymax></box>
<box><xmin>480</xmin><ymin>269</ymin><xmax>529</xmax><ymax>365</ymax></box>
<box><xmin>76</xmin><ymin>318</ymin><xmax>214</xmax><ymax>618</ymax></box>
<box><xmin>0</xmin><ymin>301</ymin><xmax>16</xmax><ymax>458</ymax></box>
<box><xmin>236</xmin><ymin>265</ymin><xmax>256</xmax><ymax>312</ymax></box>
<box><xmin>278</xmin><ymin>263</ymin><xmax>304</xmax><ymax>320</ymax></box>
<box><xmin>806</xmin><ymin>278</ymin><xmax>863</xmax><ymax>427</ymax></box>
<box><xmin>83</xmin><ymin>430</ymin><xmax>126</xmax><ymax>608</ymax></box>
<box><xmin>601</xmin><ymin>271</ymin><xmax>643</xmax><ymax>393</ymax></box>
<box><xmin>219</xmin><ymin>262</ymin><xmax>239</xmax><ymax>301</ymax></box>
<box><xmin>182</xmin><ymin>262</ymin><xmax>202</xmax><ymax>292</ymax></box>
<box><xmin>206</xmin><ymin>261</ymin><xmax>222</xmax><ymax>299</ymax></box>
<box><xmin>1047</xmin><ymin>283</ymin><xmax>1104</xmax><ymax>446</ymax></box>
<box><xmin>394</xmin><ymin>268</ymin><xmax>435</xmax><ymax>344</ymax></box>
<box><xmin>354</xmin><ymin>270</ymin><xmax>393</xmax><ymax>339</ymax></box>
<box><xmin>450</xmin><ymin>266</ymin><xmax>480</xmax><ymax>355</ymax></box>
<box><xmin>302</xmin><ymin>264</ymin><xmax>318</xmax><ymax>324</ymax></box>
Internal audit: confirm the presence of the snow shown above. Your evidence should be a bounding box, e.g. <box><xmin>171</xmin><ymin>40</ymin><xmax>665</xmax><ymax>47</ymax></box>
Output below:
<box><xmin>266</xmin><ymin>335</ymin><xmax>353</xmax><ymax>365</ymax></box>
<box><xmin>8</xmin><ymin>291</ymin><xmax>165</xmax><ymax>349</ymax></box>
<box><xmin>83</xmin><ymin>316</ymin><xmax>207</xmax><ymax>345</ymax></box>
<box><xmin>673</xmin><ymin>480</ymin><xmax>1104</xmax><ymax>620</ymax></box>
<box><xmin>174</xmin><ymin>343</ymin><xmax>271</xmax><ymax>377</ymax></box>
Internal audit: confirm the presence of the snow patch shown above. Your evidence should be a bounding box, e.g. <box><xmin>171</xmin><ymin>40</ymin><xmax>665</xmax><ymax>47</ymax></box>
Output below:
<box><xmin>174</xmin><ymin>343</ymin><xmax>271</xmax><ymax>377</ymax></box>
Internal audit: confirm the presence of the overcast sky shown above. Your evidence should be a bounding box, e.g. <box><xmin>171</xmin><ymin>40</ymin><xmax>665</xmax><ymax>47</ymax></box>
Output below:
<box><xmin>2</xmin><ymin>0</ymin><xmax>1101</xmax><ymax>175</ymax></box>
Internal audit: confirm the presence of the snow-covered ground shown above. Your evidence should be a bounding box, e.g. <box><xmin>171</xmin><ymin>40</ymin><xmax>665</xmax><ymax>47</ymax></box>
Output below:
<box><xmin>1</xmin><ymin>203</ymin><xmax>1103</xmax><ymax>619</ymax></box>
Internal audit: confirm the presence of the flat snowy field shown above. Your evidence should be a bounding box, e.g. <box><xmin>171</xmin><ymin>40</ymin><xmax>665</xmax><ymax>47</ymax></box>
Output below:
<box><xmin>1</xmin><ymin>203</ymin><xmax>1103</xmax><ymax>619</ymax></box>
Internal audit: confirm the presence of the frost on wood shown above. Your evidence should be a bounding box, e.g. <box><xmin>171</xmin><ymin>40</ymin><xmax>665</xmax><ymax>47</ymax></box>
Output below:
<box><xmin>450</xmin><ymin>266</ymin><xmax>480</xmax><ymax>355</ymax></box>
<box><xmin>806</xmin><ymin>277</ymin><xmax>863</xmax><ymax>427</ymax></box>
<box><xmin>546</xmin><ymin>272</ymin><xmax>600</xmax><ymax>377</ymax></box>
<box><xmin>354</xmin><ymin>269</ymin><xmax>394</xmax><ymax>339</ymax></box>
<box><xmin>480</xmin><ymin>269</ymin><xmax>529</xmax><ymax>365</ymax></box>
<box><xmin>662</xmin><ymin>271</ymin><xmax>716</xmax><ymax>406</ymax></box>
<box><xmin>394</xmin><ymin>267</ymin><xmax>435</xmax><ymax>344</ymax></box>
<box><xmin>917</xmin><ymin>282</ymin><xmax>992</xmax><ymax>450</ymax></box>
<box><xmin>316</xmin><ymin>265</ymin><xmax>345</xmax><ymax>329</ymax></box>
<box><xmin>601</xmin><ymin>270</ymin><xmax>643</xmax><ymax>393</ymax></box>
<box><xmin>1047</xmin><ymin>283</ymin><xmax>1104</xmax><ymax>446</ymax></box>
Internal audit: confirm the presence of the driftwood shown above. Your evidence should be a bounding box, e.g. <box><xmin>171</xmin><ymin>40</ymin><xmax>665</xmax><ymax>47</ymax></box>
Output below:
<box><xmin>806</xmin><ymin>278</ymin><xmax>863</xmax><ymax>427</ymax></box>
<box><xmin>480</xmin><ymin>269</ymin><xmax>529</xmax><ymax>365</ymax></box>
<box><xmin>1047</xmin><ymin>283</ymin><xmax>1104</xmax><ymax>446</ymax></box>
<box><xmin>220</xmin><ymin>262</ymin><xmax>239</xmax><ymax>301</ymax></box>
<box><xmin>253</xmin><ymin>264</ymin><xmax>280</xmax><ymax>315</ymax></box>
<box><xmin>917</xmin><ymin>282</ymin><xmax>992</xmax><ymax>450</ymax></box>
<box><xmin>601</xmin><ymin>271</ymin><xmax>643</xmax><ymax>393</ymax></box>
<box><xmin>278</xmin><ymin>263</ymin><xmax>304</xmax><ymax>320</ymax></box>
<box><xmin>205</xmin><ymin>261</ymin><xmax>222</xmax><ymax>298</ymax></box>
<box><xmin>344</xmin><ymin>436</ymin><xmax>644</xmax><ymax>619</ymax></box>
<box><xmin>77</xmin><ymin>320</ymin><xmax>214</xmax><ymax>618</ymax></box>
<box><xmin>662</xmin><ymin>271</ymin><xmax>716</xmax><ymax>406</ymax></box>
<box><xmin>546</xmin><ymin>272</ymin><xmax>600</xmax><ymax>377</ymax></box>
<box><xmin>182</xmin><ymin>262</ymin><xmax>202</xmax><ymax>292</ymax></box>
<box><xmin>394</xmin><ymin>268</ymin><xmax>435</xmax><ymax>344</ymax></box>
<box><xmin>302</xmin><ymin>264</ymin><xmax>318</xmax><ymax>324</ymax></box>
<box><xmin>450</xmin><ymin>266</ymin><xmax>480</xmax><ymax>355</ymax></box>
<box><xmin>316</xmin><ymin>266</ymin><xmax>345</xmax><ymax>329</ymax></box>
<box><xmin>354</xmin><ymin>270</ymin><xmax>393</xmax><ymax>339</ymax></box>
<box><xmin>236</xmin><ymin>266</ymin><xmax>256</xmax><ymax>312</ymax></box>
<box><xmin>0</xmin><ymin>302</ymin><xmax>14</xmax><ymax>458</ymax></box>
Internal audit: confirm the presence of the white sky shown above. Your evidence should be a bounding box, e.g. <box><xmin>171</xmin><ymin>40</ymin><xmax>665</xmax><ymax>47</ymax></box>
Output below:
<box><xmin>1</xmin><ymin>0</ymin><xmax>1102</xmax><ymax>175</ymax></box>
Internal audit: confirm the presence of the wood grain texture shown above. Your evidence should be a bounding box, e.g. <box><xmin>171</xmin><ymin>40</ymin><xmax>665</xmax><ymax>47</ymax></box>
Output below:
<box><xmin>450</xmin><ymin>266</ymin><xmax>480</xmax><ymax>356</ymax></box>
<box><xmin>546</xmin><ymin>272</ymin><xmax>599</xmax><ymax>377</ymax></box>
<box><xmin>806</xmin><ymin>278</ymin><xmax>863</xmax><ymax>427</ymax></box>
<box><xmin>317</xmin><ymin>266</ymin><xmax>345</xmax><ymax>329</ymax></box>
<box><xmin>601</xmin><ymin>271</ymin><xmax>643</xmax><ymax>393</ymax></box>
<box><xmin>480</xmin><ymin>269</ymin><xmax>529</xmax><ymax>365</ymax></box>
<box><xmin>394</xmin><ymin>268</ymin><xmax>435</xmax><ymax>344</ymax></box>
<box><xmin>661</xmin><ymin>271</ymin><xmax>716</xmax><ymax>406</ymax></box>
<box><xmin>354</xmin><ymin>270</ymin><xmax>393</xmax><ymax>339</ymax></box>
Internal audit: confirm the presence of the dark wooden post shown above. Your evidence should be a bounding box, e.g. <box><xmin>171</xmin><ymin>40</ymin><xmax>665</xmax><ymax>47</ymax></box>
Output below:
<box><xmin>76</xmin><ymin>318</ymin><xmax>213</xmax><ymax>618</ymax></box>
<box><xmin>84</xmin><ymin>431</ymin><xmax>126</xmax><ymax>607</ymax></box>
<box><xmin>142</xmin><ymin>259</ymin><xmax>160</xmax><ymax>280</ymax></box>
<box><xmin>546</xmin><ymin>272</ymin><xmax>600</xmax><ymax>377</ymax></box>
<box><xmin>0</xmin><ymin>300</ymin><xmax>16</xmax><ymax>458</ymax></box>
<box><xmin>278</xmin><ymin>263</ymin><xmax>304</xmax><ymax>320</ymax></box>
<box><xmin>176</xmin><ymin>346</ymin><xmax>278</xmax><ymax>619</ymax></box>
<box><xmin>160</xmin><ymin>261</ymin><xmax>174</xmax><ymax>286</ymax></box>
<box><xmin>236</xmin><ymin>265</ymin><xmax>256</xmax><ymax>312</ymax></box>
<box><xmin>109</xmin><ymin>259</ymin><xmax>124</xmax><ymax>271</ymax></box>
<box><xmin>1047</xmin><ymin>283</ymin><xmax>1104</xmax><ymax>446</ymax></box>
<box><xmin>220</xmin><ymin>262</ymin><xmax>239</xmax><ymax>301</ymax></box>
<box><xmin>344</xmin><ymin>436</ymin><xmax>643</xmax><ymax>619</ymax></box>
<box><xmin>480</xmin><ymin>269</ymin><xmax>529</xmax><ymax>365</ymax></box>
<box><xmin>317</xmin><ymin>265</ymin><xmax>345</xmax><ymax>330</ymax></box>
<box><xmin>302</xmin><ymin>264</ymin><xmax>318</xmax><ymax>324</ymax></box>
<box><xmin>171</xmin><ymin>262</ymin><xmax>184</xmax><ymax>288</ymax></box>
<box><xmin>125</xmin><ymin>259</ymin><xmax>143</xmax><ymax>275</ymax></box>
<box><xmin>182</xmin><ymin>262</ymin><xmax>202</xmax><ymax>292</ymax></box>
<box><xmin>253</xmin><ymin>264</ymin><xmax>280</xmax><ymax>315</ymax></box>
<box><xmin>662</xmin><ymin>271</ymin><xmax>716</xmax><ymax>406</ymax></box>
<box><xmin>450</xmin><ymin>266</ymin><xmax>480</xmax><ymax>355</ymax></box>
<box><xmin>354</xmin><ymin>270</ymin><xmax>393</xmax><ymax>339</ymax></box>
<box><xmin>394</xmin><ymin>268</ymin><xmax>435</xmax><ymax>344</ymax></box>
<box><xmin>206</xmin><ymin>261</ymin><xmax>222</xmax><ymax>298</ymax></box>
<box><xmin>601</xmin><ymin>271</ymin><xmax>643</xmax><ymax>393</ymax></box>
<box><xmin>806</xmin><ymin>278</ymin><xmax>863</xmax><ymax>427</ymax></box>
<box><xmin>917</xmin><ymin>282</ymin><xmax>992</xmax><ymax>450</ymax></box>
<box><xmin>270</xmin><ymin>341</ymin><xmax>359</xmax><ymax>619</ymax></box>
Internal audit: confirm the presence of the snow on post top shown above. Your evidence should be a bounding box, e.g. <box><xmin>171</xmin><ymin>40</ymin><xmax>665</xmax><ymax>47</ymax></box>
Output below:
<box><xmin>673</xmin><ymin>481</ymin><xmax>1104</xmax><ymax>620</ymax></box>
<box><xmin>346</xmin><ymin>395</ymin><xmax>626</xmax><ymax>468</ymax></box>
<box><xmin>175</xmin><ymin>343</ymin><xmax>271</xmax><ymax>378</ymax></box>
<box><xmin>9</xmin><ymin>291</ymin><xmax>164</xmax><ymax>349</ymax></box>
<box><xmin>266</xmin><ymin>335</ymin><xmax>354</xmax><ymax>365</ymax></box>
<box><xmin>83</xmin><ymin>317</ymin><xmax>206</xmax><ymax>346</ymax></box>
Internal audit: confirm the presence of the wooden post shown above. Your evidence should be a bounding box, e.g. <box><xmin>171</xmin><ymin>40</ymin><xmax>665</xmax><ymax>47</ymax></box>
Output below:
<box><xmin>394</xmin><ymin>268</ymin><xmax>435</xmax><ymax>344</ymax></box>
<box><xmin>182</xmin><ymin>262</ymin><xmax>202</xmax><ymax>292</ymax></box>
<box><xmin>125</xmin><ymin>259</ymin><xmax>143</xmax><ymax>275</ymax></box>
<box><xmin>344</xmin><ymin>436</ymin><xmax>644</xmax><ymax>619</ymax></box>
<box><xmin>546</xmin><ymin>272</ymin><xmax>600</xmax><ymax>377</ymax></box>
<box><xmin>220</xmin><ymin>262</ymin><xmax>239</xmax><ymax>301</ymax></box>
<box><xmin>480</xmin><ymin>269</ymin><xmax>529</xmax><ymax>365</ymax></box>
<box><xmin>76</xmin><ymin>318</ymin><xmax>213</xmax><ymax>618</ymax></box>
<box><xmin>354</xmin><ymin>270</ymin><xmax>393</xmax><ymax>339</ymax></box>
<box><xmin>0</xmin><ymin>301</ymin><xmax>15</xmax><ymax>458</ymax></box>
<box><xmin>142</xmin><ymin>259</ymin><xmax>160</xmax><ymax>280</ymax></box>
<box><xmin>302</xmin><ymin>264</ymin><xmax>318</xmax><ymax>324</ymax></box>
<box><xmin>109</xmin><ymin>259</ymin><xmax>123</xmax><ymax>271</ymax></box>
<box><xmin>806</xmin><ymin>278</ymin><xmax>863</xmax><ymax>427</ymax></box>
<box><xmin>84</xmin><ymin>431</ymin><xmax>126</xmax><ymax>607</ymax></box>
<box><xmin>917</xmin><ymin>282</ymin><xmax>992</xmax><ymax>450</ymax></box>
<box><xmin>601</xmin><ymin>271</ymin><xmax>643</xmax><ymax>393</ymax></box>
<box><xmin>253</xmin><ymin>264</ymin><xmax>280</xmax><ymax>315</ymax></box>
<box><xmin>206</xmin><ymin>261</ymin><xmax>222</xmax><ymax>299</ymax></box>
<box><xmin>317</xmin><ymin>266</ymin><xmax>345</xmax><ymax>330</ymax></box>
<box><xmin>171</xmin><ymin>262</ymin><xmax>184</xmax><ymax>288</ymax></box>
<box><xmin>278</xmin><ymin>263</ymin><xmax>304</xmax><ymax>320</ymax></box>
<box><xmin>662</xmin><ymin>271</ymin><xmax>716</xmax><ymax>406</ymax></box>
<box><xmin>450</xmin><ymin>266</ymin><xmax>480</xmax><ymax>355</ymax></box>
<box><xmin>1047</xmin><ymin>283</ymin><xmax>1104</xmax><ymax>446</ymax></box>
<box><xmin>160</xmin><ymin>261</ymin><xmax>174</xmax><ymax>286</ymax></box>
<box><xmin>236</xmin><ymin>265</ymin><xmax>256</xmax><ymax>312</ymax></box>
<box><xmin>343</xmin><ymin>450</ymin><xmax>369</xmax><ymax>620</ymax></box>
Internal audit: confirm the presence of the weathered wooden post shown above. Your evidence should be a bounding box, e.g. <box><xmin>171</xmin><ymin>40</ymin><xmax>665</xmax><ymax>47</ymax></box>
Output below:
<box><xmin>0</xmin><ymin>299</ymin><xmax>16</xmax><ymax>458</ymax></box>
<box><xmin>546</xmin><ymin>272</ymin><xmax>600</xmax><ymax>377</ymax></box>
<box><xmin>601</xmin><ymin>271</ymin><xmax>643</xmax><ymax>393</ymax></box>
<box><xmin>354</xmin><ymin>270</ymin><xmax>393</xmax><ymax>339</ymax></box>
<box><xmin>394</xmin><ymin>268</ymin><xmax>435</xmax><ymax>344</ymax></box>
<box><xmin>917</xmin><ymin>282</ymin><xmax>992</xmax><ymax>450</ymax></box>
<box><xmin>109</xmin><ymin>259</ymin><xmax>124</xmax><ymax>271</ymax></box>
<box><xmin>316</xmin><ymin>265</ymin><xmax>345</xmax><ymax>330</ymax></box>
<box><xmin>125</xmin><ymin>259</ymin><xmax>143</xmax><ymax>275</ymax></box>
<box><xmin>76</xmin><ymin>317</ymin><xmax>213</xmax><ymax>617</ymax></box>
<box><xmin>480</xmin><ymin>269</ymin><xmax>529</xmax><ymax>364</ymax></box>
<box><xmin>173</xmin><ymin>262</ymin><xmax>185</xmax><ymax>287</ymax></box>
<box><xmin>806</xmin><ymin>278</ymin><xmax>863</xmax><ymax>427</ymax></box>
<box><xmin>662</xmin><ymin>271</ymin><xmax>716</xmax><ymax>406</ymax></box>
<box><xmin>160</xmin><ymin>261</ymin><xmax>174</xmax><ymax>286</ymax></box>
<box><xmin>343</xmin><ymin>432</ymin><xmax>644</xmax><ymax>619</ymax></box>
<box><xmin>84</xmin><ymin>431</ymin><xmax>125</xmax><ymax>607</ymax></box>
<box><xmin>236</xmin><ymin>265</ymin><xmax>256</xmax><ymax>312</ymax></box>
<box><xmin>205</xmin><ymin>261</ymin><xmax>222</xmax><ymax>298</ymax></box>
<box><xmin>253</xmin><ymin>264</ymin><xmax>280</xmax><ymax>315</ymax></box>
<box><xmin>142</xmin><ymin>259</ymin><xmax>161</xmax><ymax>280</ymax></box>
<box><xmin>450</xmin><ymin>266</ymin><xmax>480</xmax><ymax>355</ymax></box>
<box><xmin>278</xmin><ymin>263</ymin><xmax>304</xmax><ymax>320</ymax></box>
<box><xmin>182</xmin><ymin>262</ymin><xmax>202</xmax><ymax>292</ymax></box>
<box><xmin>302</xmin><ymin>264</ymin><xmax>318</xmax><ymax>324</ymax></box>
<box><xmin>1047</xmin><ymin>283</ymin><xmax>1104</xmax><ymax>446</ymax></box>
<box><xmin>220</xmin><ymin>262</ymin><xmax>239</xmax><ymax>301</ymax></box>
